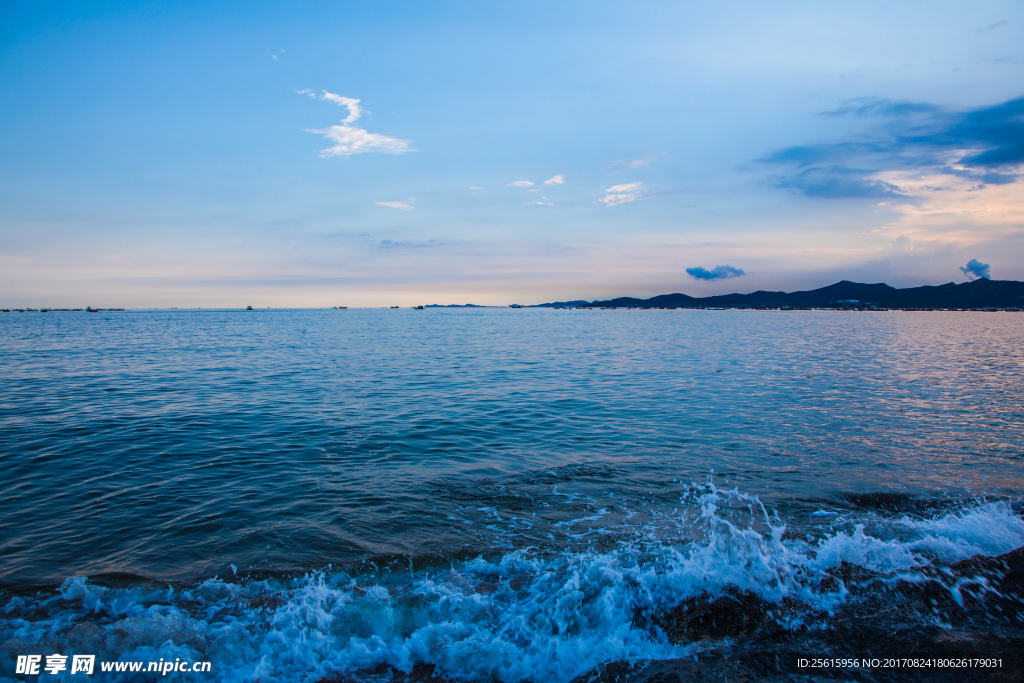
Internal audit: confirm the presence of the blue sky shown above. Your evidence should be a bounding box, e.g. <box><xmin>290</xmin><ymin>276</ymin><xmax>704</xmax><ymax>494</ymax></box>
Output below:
<box><xmin>1</xmin><ymin>0</ymin><xmax>1022</xmax><ymax>306</ymax></box>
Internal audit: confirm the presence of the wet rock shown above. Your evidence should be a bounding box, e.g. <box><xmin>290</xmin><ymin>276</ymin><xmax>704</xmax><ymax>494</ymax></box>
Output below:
<box><xmin>886</xmin><ymin>546</ymin><xmax>1024</xmax><ymax>624</ymax></box>
<box><xmin>817</xmin><ymin>560</ymin><xmax>883</xmax><ymax>593</ymax></box>
<box><xmin>657</xmin><ymin>589</ymin><xmax>777</xmax><ymax>642</ymax></box>
<box><xmin>508</xmin><ymin>573</ymin><xmax>533</xmax><ymax>592</ymax></box>
<box><xmin>952</xmin><ymin>546</ymin><xmax>1024</xmax><ymax>596</ymax></box>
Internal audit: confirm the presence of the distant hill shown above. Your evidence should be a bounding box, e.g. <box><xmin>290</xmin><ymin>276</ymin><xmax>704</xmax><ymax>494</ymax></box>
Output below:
<box><xmin>538</xmin><ymin>279</ymin><xmax>1024</xmax><ymax>310</ymax></box>
<box><xmin>530</xmin><ymin>300</ymin><xmax>597</xmax><ymax>308</ymax></box>
<box><xmin>424</xmin><ymin>304</ymin><xmax>487</xmax><ymax>307</ymax></box>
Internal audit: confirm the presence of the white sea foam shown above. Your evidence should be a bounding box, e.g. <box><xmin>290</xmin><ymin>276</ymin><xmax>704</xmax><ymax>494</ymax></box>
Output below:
<box><xmin>899</xmin><ymin>501</ymin><xmax>1024</xmax><ymax>563</ymax></box>
<box><xmin>2</xmin><ymin>489</ymin><xmax>1020</xmax><ymax>683</ymax></box>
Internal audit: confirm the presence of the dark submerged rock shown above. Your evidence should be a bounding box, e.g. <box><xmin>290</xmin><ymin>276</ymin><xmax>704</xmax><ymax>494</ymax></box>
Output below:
<box><xmin>617</xmin><ymin>546</ymin><xmax>1024</xmax><ymax>682</ymax></box>
<box><xmin>656</xmin><ymin>588</ymin><xmax>781</xmax><ymax>642</ymax></box>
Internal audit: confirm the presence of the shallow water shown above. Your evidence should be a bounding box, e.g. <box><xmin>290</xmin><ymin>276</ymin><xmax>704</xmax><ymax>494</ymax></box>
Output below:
<box><xmin>1</xmin><ymin>308</ymin><xmax>1022</xmax><ymax>681</ymax></box>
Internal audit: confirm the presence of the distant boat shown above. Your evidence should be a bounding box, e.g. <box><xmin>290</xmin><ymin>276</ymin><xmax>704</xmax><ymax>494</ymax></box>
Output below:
<box><xmin>509</xmin><ymin>304</ymin><xmax>523</xmax><ymax>308</ymax></box>
<box><xmin>413</xmin><ymin>305</ymin><xmax>424</xmax><ymax>310</ymax></box>
<box><xmin>390</xmin><ymin>306</ymin><xmax>399</xmax><ymax>309</ymax></box>
<box><xmin>246</xmin><ymin>306</ymin><xmax>253</xmax><ymax>311</ymax></box>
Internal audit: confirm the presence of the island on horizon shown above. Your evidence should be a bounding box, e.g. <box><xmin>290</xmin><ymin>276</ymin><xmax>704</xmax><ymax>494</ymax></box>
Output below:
<box><xmin>532</xmin><ymin>278</ymin><xmax>1024</xmax><ymax>311</ymax></box>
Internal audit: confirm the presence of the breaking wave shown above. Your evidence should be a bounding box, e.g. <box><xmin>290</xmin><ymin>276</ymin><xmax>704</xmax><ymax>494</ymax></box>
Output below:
<box><xmin>2</xmin><ymin>485</ymin><xmax>1022</xmax><ymax>683</ymax></box>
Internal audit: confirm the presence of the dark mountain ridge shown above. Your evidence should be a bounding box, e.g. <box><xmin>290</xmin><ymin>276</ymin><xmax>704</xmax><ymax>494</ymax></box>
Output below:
<box><xmin>562</xmin><ymin>278</ymin><xmax>1024</xmax><ymax>309</ymax></box>
<box><xmin>530</xmin><ymin>300</ymin><xmax>596</xmax><ymax>308</ymax></box>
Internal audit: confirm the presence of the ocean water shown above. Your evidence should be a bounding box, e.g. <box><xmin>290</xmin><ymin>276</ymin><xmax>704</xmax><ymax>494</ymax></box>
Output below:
<box><xmin>1</xmin><ymin>308</ymin><xmax>1022</xmax><ymax>681</ymax></box>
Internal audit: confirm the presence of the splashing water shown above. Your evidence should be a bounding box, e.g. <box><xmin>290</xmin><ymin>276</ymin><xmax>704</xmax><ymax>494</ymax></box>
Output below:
<box><xmin>3</xmin><ymin>486</ymin><xmax>1021</xmax><ymax>683</ymax></box>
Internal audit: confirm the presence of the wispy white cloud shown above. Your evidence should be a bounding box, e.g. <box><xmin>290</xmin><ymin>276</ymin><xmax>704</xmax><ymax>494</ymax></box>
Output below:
<box><xmin>607</xmin><ymin>153</ymin><xmax>664</xmax><ymax>172</ymax></box>
<box><xmin>304</xmin><ymin>91</ymin><xmax>413</xmax><ymax>157</ymax></box>
<box><xmin>509</xmin><ymin>180</ymin><xmax>534</xmax><ymax>187</ymax></box>
<box><xmin>311</xmin><ymin>126</ymin><xmax>412</xmax><ymax>157</ymax></box>
<box><xmin>469</xmin><ymin>186</ymin><xmax>483</xmax><ymax>190</ymax></box>
<box><xmin>597</xmin><ymin>182</ymin><xmax>645</xmax><ymax>206</ymax></box>
<box><xmin>374</xmin><ymin>198</ymin><xmax>416</xmax><ymax>211</ymax></box>
<box><xmin>544</xmin><ymin>175</ymin><xmax>565</xmax><ymax>185</ymax></box>
<box><xmin>525</xmin><ymin>200</ymin><xmax>554</xmax><ymax>206</ymax></box>
<box><xmin>318</xmin><ymin>92</ymin><xmax>362</xmax><ymax>123</ymax></box>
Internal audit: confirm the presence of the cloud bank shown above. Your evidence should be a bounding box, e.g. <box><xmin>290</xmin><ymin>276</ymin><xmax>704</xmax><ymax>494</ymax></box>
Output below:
<box><xmin>303</xmin><ymin>91</ymin><xmax>413</xmax><ymax>157</ymax></box>
<box><xmin>685</xmin><ymin>265</ymin><xmax>746</xmax><ymax>280</ymax></box>
<box><xmin>774</xmin><ymin>166</ymin><xmax>907</xmax><ymax>199</ymax></box>
<box><xmin>763</xmin><ymin>95</ymin><xmax>1024</xmax><ymax>200</ymax></box>
<box><xmin>960</xmin><ymin>259</ymin><xmax>991</xmax><ymax>281</ymax></box>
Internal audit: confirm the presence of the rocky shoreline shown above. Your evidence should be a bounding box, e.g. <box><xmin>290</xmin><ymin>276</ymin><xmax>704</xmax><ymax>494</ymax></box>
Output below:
<box><xmin>321</xmin><ymin>547</ymin><xmax>1024</xmax><ymax>683</ymax></box>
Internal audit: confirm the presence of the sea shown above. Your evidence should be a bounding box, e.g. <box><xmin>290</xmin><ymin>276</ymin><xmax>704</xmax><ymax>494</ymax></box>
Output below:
<box><xmin>1</xmin><ymin>308</ymin><xmax>1023</xmax><ymax>682</ymax></box>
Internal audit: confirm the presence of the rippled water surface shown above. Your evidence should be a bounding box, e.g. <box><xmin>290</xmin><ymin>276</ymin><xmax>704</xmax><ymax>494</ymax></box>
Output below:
<box><xmin>1</xmin><ymin>308</ymin><xmax>1022</xmax><ymax>682</ymax></box>
<box><xmin>2</xmin><ymin>308</ymin><xmax>1022</xmax><ymax>584</ymax></box>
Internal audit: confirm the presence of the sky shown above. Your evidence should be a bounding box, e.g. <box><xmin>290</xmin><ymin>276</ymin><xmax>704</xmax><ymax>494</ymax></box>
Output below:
<box><xmin>1</xmin><ymin>0</ymin><xmax>1022</xmax><ymax>307</ymax></box>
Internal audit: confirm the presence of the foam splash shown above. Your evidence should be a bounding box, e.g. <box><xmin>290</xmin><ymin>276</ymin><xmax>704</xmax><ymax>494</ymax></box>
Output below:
<box><xmin>900</xmin><ymin>502</ymin><xmax>1024</xmax><ymax>563</ymax></box>
<box><xmin>2</xmin><ymin>488</ymin><xmax>1021</xmax><ymax>683</ymax></box>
